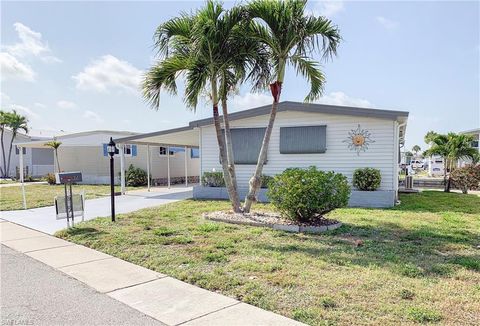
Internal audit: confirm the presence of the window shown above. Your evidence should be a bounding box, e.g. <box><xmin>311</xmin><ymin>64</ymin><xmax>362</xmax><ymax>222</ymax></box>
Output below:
<box><xmin>159</xmin><ymin>146</ymin><xmax>175</xmax><ymax>156</ymax></box>
<box><xmin>15</xmin><ymin>146</ymin><xmax>26</xmax><ymax>155</ymax></box>
<box><xmin>471</xmin><ymin>140</ymin><xmax>479</xmax><ymax>148</ymax></box>
<box><xmin>123</xmin><ymin>144</ymin><xmax>132</xmax><ymax>156</ymax></box>
<box><xmin>222</xmin><ymin>128</ymin><xmax>266</xmax><ymax>164</ymax></box>
<box><xmin>191</xmin><ymin>148</ymin><xmax>200</xmax><ymax>158</ymax></box>
<box><xmin>280</xmin><ymin>125</ymin><xmax>326</xmax><ymax>154</ymax></box>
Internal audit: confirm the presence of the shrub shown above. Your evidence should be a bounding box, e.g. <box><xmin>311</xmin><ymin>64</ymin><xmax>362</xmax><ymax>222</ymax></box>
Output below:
<box><xmin>45</xmin><ymin>173</ymin><xmax>56</xmax><ymax>185</ymax></box>
<box><xmin>125</xmin><ymin>164</ymin><xmax>147</xmax><ymax>187</ymax></box>
<box><xmin>260</xmin><ymin>174</ymin><xmax>273</xmax><ymax>188</ymax></box>
<box><xmin>352</xmin><ymin>168</ymin><xmax>381</xmax><ymax>191</ymax></box>
<box><xmin>450</xmin><ymin>164</ymin><xmax>480</xmax><ymax>194</ymax></box>
<box><xmin>202</xmin><ymin>171</ymin><xmax>225</xmax><ymax>187</ymax></box>
<box><xmin>267</xmin><ymin>166</ymin><xmax>351</xmax><ymax>222</ymax></box>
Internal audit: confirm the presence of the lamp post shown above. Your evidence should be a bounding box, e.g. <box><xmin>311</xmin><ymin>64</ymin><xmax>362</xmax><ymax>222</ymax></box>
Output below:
<box><xmin>107</xmin><ymin>137</ymin><xmax>117</xmax><ymax>222</ymax></box>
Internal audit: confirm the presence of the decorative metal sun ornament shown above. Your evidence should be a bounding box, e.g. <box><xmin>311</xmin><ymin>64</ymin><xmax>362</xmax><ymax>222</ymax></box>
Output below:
<box><xmin>343</xmin><ymin>124</ymin><xmax>375</xmax><ymax>155</ymax></box>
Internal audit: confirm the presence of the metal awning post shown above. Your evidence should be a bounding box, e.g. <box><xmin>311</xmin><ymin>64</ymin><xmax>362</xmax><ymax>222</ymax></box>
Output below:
<box><xmin>185</xmin><ymin>146</ymin><xmax>188</xmax><ymax>187</ymax></box>
<box><xmin>19</xmin><ymin>147</ymin><xmax>27</xmax><ymax>209</ymax></box>
<box><xmin>147</xmin><ymin>145</ymin><xmax>151</xmax><ymax>192</ymax></box>
<box><xmin>167</xmin><ymin>146</ymin><xmax>171</xmax><ymax>188</ymax></box>
<box><xmin>120</xmin><ymin>144</ymin><xmax>126</xmax><ymax>194</ymax></box>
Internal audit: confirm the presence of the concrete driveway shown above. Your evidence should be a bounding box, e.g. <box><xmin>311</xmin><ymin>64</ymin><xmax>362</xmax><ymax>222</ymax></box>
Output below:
<box><xmin>0</xmin><ymin>186</ymin><xmax>193</xmax><ymax>234</ymax></box>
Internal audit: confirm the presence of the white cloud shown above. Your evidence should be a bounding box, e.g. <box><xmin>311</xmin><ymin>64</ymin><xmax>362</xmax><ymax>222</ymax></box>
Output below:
<box><xmin>376</xmin><ymin>16</ymin><xmax>399</xmax><ymax>30</ymax></box>
<box><xmin>231</xmin><ymin>92</ymin><xmax>272</xmax><ymax>111</ymax></box>
<box><xmin>311</xmin><ymin>1</ymin><xmax>344</xmax><ymax>18</ymax></box>
<box><xmin>56</xmin><ymin>100</ymin><xmax>76</xmax><ymax>109</ymax></box>
<box><xmin>11</xmin><ymin>104</ymin><xmax>39</xmax><ymax>120</ymax></box>
<box><xmin>73</xmin><ymin>55</ymin><xmax>143</xmax><ymax>93</ymax></box>
<box><xmin>83</xmin><ymin>110</ymin><xmax>103</xmax><ymax>123</ymax></box>
<box><xmin>34</xmin><ymin>102</ymin><xmax>46</xmax><ymax>108</ymax></box>
<box><xmin>4</xmin><ymin>22</ymin><xmax>61</xmax><ymax>62</ymax></box>
<box><xmin>0</xmin><ymin>52</ymin><xmax>36</xmax><ymax>81</ymax></box>
<box><xmin>316</xmin><ymin>91</ymin><xmax>373</xmax><ymax>108</ymax></box>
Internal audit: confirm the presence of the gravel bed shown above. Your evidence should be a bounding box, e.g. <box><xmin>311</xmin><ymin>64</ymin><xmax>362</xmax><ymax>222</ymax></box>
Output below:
<box><xmin>203</xmin><ymin>211</ymin><xmax>342</xmax><ymax>233</ymax></box>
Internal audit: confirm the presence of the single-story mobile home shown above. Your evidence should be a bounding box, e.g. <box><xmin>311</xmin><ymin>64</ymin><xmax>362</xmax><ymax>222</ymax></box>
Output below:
<box><xmin>15</xmin><ymin>130</ymin><xmax>200</xmax><ymax>186</ymax></box>
<box><xmin>116</xmin><ymin>101</ymin><xmax>408</xmax><ymax>207</ymax></box>
<box><xmin>1</xmin><ymin>129</ymin><xmax>54</xmax><ymax>178</ymax></box>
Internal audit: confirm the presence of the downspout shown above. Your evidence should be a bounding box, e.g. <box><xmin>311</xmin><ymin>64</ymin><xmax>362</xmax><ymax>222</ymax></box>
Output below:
<box><xmin>396</xmin><ymin>122</ymin><xmax>407</xmax><ymax>202</ymax></box>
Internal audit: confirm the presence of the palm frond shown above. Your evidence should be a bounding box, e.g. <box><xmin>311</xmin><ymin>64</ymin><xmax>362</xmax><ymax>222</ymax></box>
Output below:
<box><xmin>290</xmin><ymin>55</ymin><xmax>325</xmax><ymax>101</ymax></box>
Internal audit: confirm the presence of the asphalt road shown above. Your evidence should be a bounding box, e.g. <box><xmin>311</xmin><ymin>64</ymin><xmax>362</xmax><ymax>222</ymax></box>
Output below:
<box><xmin>1</xmin><ymin>245</ymin><xmax>165</xmax><ymax>326</ymax></box>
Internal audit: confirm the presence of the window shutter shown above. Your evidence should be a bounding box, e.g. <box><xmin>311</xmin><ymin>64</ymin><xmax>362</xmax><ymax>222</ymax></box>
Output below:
<box><xmin>280</xmin><ymin>126</ymin><xmax>327</xmax><ymax>154</ymax></box>
<box><xmin>222</xmin><ymin>128</ymin><xmax>265</xmax><ymax>164</ymax></box>
<box><xmin>132</xmin><ymin>145</ymin><xmax>137</xmax><ymax>156</ymax></box>
<box><xmin>103</xmin><ymin>144</ymin><xmax>108</xmax><ymax>156</ymax></box>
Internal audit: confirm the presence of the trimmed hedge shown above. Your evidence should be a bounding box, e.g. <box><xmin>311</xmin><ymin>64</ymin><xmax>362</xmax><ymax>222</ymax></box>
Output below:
<box><xmin>267</xmin><ymin>166</ymin><xmax>350</xmax><ymax>222</ymax></box>
<box><xmin>202</xmin><ymin>172</ymin><xmax>225</xmax><ymax>187</ymax></box>
<box><xmin>353</xmin><ymin>168</ymin><xmax>381</xmax><ymax>191</ymax></box>
<box><xmin>126</xmin><ymin>164</ymin><xmax>148</xmax><ymax>187</ymax></box>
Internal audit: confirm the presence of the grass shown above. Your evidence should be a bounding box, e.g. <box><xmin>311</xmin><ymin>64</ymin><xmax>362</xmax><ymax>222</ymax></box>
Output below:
<box><xmin>56</xmin><ymin>191</ymin><xmax>480</xmax><ymax>325</ymax></box>
<box><xmin>0</xmin><ymin>184</ymin><xmax>143</xmax><ymax>211</ymax></box>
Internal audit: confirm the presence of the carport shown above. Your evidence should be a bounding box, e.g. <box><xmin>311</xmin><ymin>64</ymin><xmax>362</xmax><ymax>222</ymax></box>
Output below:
<box><xmin>114</xmin><ymin>125</ymin><xmax>200</xmax><ymax>194</ymax></box>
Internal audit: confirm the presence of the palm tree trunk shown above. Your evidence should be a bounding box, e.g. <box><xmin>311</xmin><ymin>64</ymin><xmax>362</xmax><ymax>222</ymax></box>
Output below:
<box><xmin>446</xmin><ymin>159</ymin><xmax>453</xmax><ymax>192</ymax></box>
<box><xmin>211</xmin><ymin>78</ymin><xmax>241</xmax><ymax>212</ymax></box>
<box><xmin>6</xmin><ymin>132</ymin><xmax>15</xmax><ymax>178</ymax></box>
<box><xmin>55</xmin><ymin>149</ymin><xmax>61</xmax><ymax>172</ymax></box>
<box><xmin>1</xmin><ymin>128</ymin><xmax>7</xmax><ymax>177</ymax></box>
<box><xmin>443</xmin><ymin>157</ymin><xmax>448</xmax><ymax>192</ymax></box>
<box><xmin>243</xmin><ymin>80</ymin><xmax>283</xmax><ymax>212</ymax></box>
<box><xmin>221</xmin><ymin>97</ymin><xmax>241</xmax><ymax>211</ymax></box>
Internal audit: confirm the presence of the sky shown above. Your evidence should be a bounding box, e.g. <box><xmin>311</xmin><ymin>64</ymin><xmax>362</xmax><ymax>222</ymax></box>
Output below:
<box><xmin>1</xmin><ymin>0</ymin><xmax>479</xmax><ymax>150</ymax></box>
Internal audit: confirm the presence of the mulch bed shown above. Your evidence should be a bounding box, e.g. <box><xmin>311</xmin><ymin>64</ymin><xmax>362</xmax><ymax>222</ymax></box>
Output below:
<box><xmin>203</xmin><ymin>211</ymin><xmax>342</xmax><ymax>233</ymax></box>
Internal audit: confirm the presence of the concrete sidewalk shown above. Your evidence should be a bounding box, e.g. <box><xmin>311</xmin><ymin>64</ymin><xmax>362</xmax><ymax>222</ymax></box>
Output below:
<box><xmin>0</xmin><ymin>220</ymin><xmax>304</xmax><ymax>326</ymax></box>
<box><xmin>0</xmin><ymin>186</ymin><xmax>193</xmax><ymax>234</ymax></box>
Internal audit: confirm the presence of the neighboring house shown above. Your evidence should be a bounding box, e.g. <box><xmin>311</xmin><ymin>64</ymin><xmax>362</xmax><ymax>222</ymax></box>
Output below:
<box><xmin>117</xmin><ymin>101</ymin><xmax>408</xmax><ymax>207</ymax></box>
<box><xmin>16</xmin><ymin>130</ymin><xmax>200</xmax><ymax>185</ymax></box>
<box><xmin>458</xmin><ymin>128</ymin><xmax>480</xmax><ymax>167</ymax></box>
<box><xmin>0</xmin><ymin>129</ymin><xmax>54</xmax><ymax>178</ymax></box>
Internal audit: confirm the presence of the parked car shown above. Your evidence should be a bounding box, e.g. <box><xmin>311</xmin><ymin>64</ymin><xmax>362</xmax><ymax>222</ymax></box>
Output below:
<box><xmin>410</xmin><ymin>160</ymin><xmax>424</xmax><ymax>170</ymax></box>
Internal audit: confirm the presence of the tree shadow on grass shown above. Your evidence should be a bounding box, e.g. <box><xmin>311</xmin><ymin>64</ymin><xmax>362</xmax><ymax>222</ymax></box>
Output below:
<box><xmin>255</xmin><ymin>220</ymin><xmax>480</xmax><ymax>278</ymax></box>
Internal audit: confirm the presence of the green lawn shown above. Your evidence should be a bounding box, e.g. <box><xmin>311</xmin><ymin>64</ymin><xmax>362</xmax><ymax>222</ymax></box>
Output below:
<box><xmin>56</xmin><ymin>191</ymin><xmax>480</xmax><ymax>325</ymax></box>
<box><xmin>0</xmin><ymin>184</ymin><xmax>143</xmax><ymax>211</ymax></box>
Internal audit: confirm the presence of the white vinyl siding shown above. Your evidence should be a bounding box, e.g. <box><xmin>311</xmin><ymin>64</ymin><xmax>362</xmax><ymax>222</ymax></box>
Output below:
<box><xmin>200</xmin><ymin>110</ymin><xmax>396</xmax><ymax>191</ymax></box>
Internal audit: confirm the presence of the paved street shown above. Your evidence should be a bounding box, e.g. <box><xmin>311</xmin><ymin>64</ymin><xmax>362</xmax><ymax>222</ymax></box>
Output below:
<box><xmin>0</xmin><ymin>186</ymin><xmax>193</xmax><ymax>234</ymax></box>
<box><xmin>1</xmin><ymin>244</ymin><xmax>164</xmax><ymax>326</ymax></box>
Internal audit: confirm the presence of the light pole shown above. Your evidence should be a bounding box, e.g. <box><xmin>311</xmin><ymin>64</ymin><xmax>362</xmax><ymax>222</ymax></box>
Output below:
<box><xmin>107</xmin><ymin>137</ymin><xmax>117</xmax><ymax>222</ymax></box>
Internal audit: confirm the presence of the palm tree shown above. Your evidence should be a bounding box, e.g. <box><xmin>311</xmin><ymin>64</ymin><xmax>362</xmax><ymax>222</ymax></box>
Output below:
<box><xmin>242</xmin><ymin>0</ymin><xmax>341</xmax><ymax>212</ymax></box>
<box><xmin>45</xmin><ymin>138</ymin><xmax>62</xmax><ymax>172</ymax></box>
<box><xmin>143</xmin><ymin>1</ymin><xmax>268</xmax><ymax>212</ymax></box>
<box><xmin>6</xmin><ymin>110</ymin><xmax>28</xmax><ymax>178</ymax></box>
<box><xmin>0</xmin><ymin>110</ymin><xmax>11</xmax><ymax>177</ymax></box>
<box><xmin>424</xmin><ymin>130</ymin><xmax>437</xmax><ymax>145</ymax></box>
<box><xmin>424</xmin><ymin>133</ymin><xmax>477</xmax><ymax>192</ymax></box>
<box><xmin>412</xmin><ymin>145</ymin><xmax>421</xmax><ymax>158</ymax></box>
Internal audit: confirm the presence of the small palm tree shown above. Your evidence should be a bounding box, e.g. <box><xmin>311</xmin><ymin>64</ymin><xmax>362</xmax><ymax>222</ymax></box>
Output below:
<box><xmin>424</xmin><ymin>132</ymin><xmax>477</xmax><ymax>192</ymax></box>
<box><xmin>412</xmin><ymin>145</ymin><xmax>421</xmax><ymax>157</ymax></box>
<box><xmin>0</xmin><ymin>110</ymin><xmax>10</xmax><ymax>177</ymax></box>
<box><xmin>242</xmin><ymin>0</ymin><xmax>341</xmax><ymax>212</ymax></box>
<box><xmin>5</xmin><ymin>110</ymin><xmax>28</xmax><ymax>178</ymax></box>
<box><xmin>45</xmin><ymin>138</ymin><xmax>62</xmax><ymax>173</ymax></box>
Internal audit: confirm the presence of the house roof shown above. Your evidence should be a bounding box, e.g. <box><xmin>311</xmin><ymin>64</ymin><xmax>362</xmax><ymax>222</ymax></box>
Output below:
<box><xmin>459</xmin><ymin>128</ymin><xmax>480</xmax><ymax>135</ymax></box>
<box><xmin>189</xmin><ymin>101</ymin><xmax>409</xmax><ymax>127</ymax></box>
<box><xmin>14</xmin><ymin>130</ymin><xmax>139</xmax><ymax>148</ymax></box>
<box><xmin>114</xmin><ymin>126</ymin><xmax>199</xmax><ymax>148</ymax></box>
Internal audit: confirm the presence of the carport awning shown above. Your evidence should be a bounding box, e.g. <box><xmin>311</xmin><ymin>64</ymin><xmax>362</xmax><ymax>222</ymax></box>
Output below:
<box><xmin>114</xmin><ymin>125</ymin><xmax>199</xmax><ymax>148</ymax></box>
